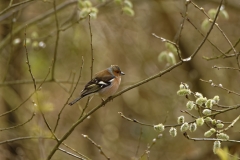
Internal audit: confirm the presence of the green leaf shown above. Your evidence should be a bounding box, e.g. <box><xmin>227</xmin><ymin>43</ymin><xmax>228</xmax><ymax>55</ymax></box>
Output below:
<box><xmin>122</xmin><ymin>7</ymin><xmax>135</xmax><ymax>16</ymax></box>
<box><xmin>220</xmin><ymin>10</ymin><xmax>229</xmax><ymax>19</ymax></box>
<box><xmin>78</xmin><ymin>0</ymin><xmax>92</xmax><ymax>8</ymax></box>
<box><xmin>79</xmin><ymin>8</ymin><xmax>91</xmax><ymax>18</ymax></box>
<box><xmin>167</xmin><ymin>52</ymin><xmax>176</xmax><ymax>64</ymax></box>
<box><xmin>165</xmin><ymin>42</ymin><xmax>177</xmax><ymax>54</ymax></box>
<box><xmin>158</xmin><ymin>51</ymin><xmax>168</xmax><ymax>62</ymax></box>
<box><xmin>208</xmin><ymin>9</ymin><xmax>217</xmax><ymax>19</ymax></box>
<box><xmin>124</xmin><ymin>0</ymin><xmax>133</xmax><ymax>8</ymax></box>
<box><xmin>201</xmin><ymin>18</ymin><xmax>210</xmax><ymax>31</ymax></box>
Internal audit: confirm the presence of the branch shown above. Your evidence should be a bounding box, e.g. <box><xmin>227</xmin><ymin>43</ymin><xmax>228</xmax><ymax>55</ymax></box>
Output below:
<box><xmin>118</xmin><ymin>112</ymin><xmax>153</xmax><ymax>127</ymax></box>
<box><xmin>183</xmin><ymin>15</ymin><xmax>225</xmax><ymax>56</ymax></box>
<box><xmin>54</xmin><ymin>57</ymin><xmax>84</xmax><ymax>132</ymax></box>
<box><xmin>0</xmin><ymin>111</ymin><xmax>35</xmax><ymax>131</ymax></box>
<box><xmin>219</xmin><ymin>115</ymin><xmax>240</xmax><ymax>133</ymax></box>
<box><xmin>62</xmin><ymin>143</ymin><xmax>91</xmax><ymax>160</ymax></box>
<box><xmin>0</xmin><ymin>64</ymin><xmax>52</xmax><ymax>117</ymax></box>
<box><xmin>188</xmin><ymin>0</ymin><xmax>223</xmax><ymax>60</ymax></box>
<box><xmin>82</xmin><ymin>134</ymin><xmax>110</xmax><ymax>160</ymax></box>
<box><xmin>88</xmin><ymin>15</ymin><xmax>94</xmax><ymax>79</ymax></box>
<box><xmin>200</xmin><ymin>79</ymin><xmax>240</xmax><ymax>96</ymax></box>
<box><xmin>58</xmin><ymin>148</ymin><xmax>86</xmax><ymax>160</ymax></box>
<box><xmin>175</xmin><ymin>0</ymin><xmax>189</xmax><ymax>45</ymax></box>
<box><xmin>190</xmin><ymin>1</ymin><xmax>237</xmax><ymax>56</ymax></box>
<box><xmin>212</xmin><ymin>65</ymin><xmax>240</xmax><ymax>71</ymax></box>
<box><xmin>140</xmin><ymin>134</ymin><xmax>162</xmax><ymax>159</ymax></box>
<box><xmin>51</xmin><ymin>0</ymin><xmax>61</xmax><ymax>80</ymax></box>
<box><xmin>0</xmin><ymin>136</ymin><xmax>53</xmax><ymax>145</ymax></box>
<box><xmin>0</xmin><ymin>0</ymin><xmax>34</xmax><ymax>16</ymax></box>
<box><xmin>184</xmin><ymin>132</ymin><xmax>240</xmax><ymax>143</ymax></box>
<box><xmin>24</xmin><ymin>25</ymin><xmax>36</xmax><ymax>90</ymax></box>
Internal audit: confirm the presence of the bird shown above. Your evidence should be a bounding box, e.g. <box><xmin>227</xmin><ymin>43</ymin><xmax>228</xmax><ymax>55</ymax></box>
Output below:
<box><xmin>68</xmin><ymin>65</ymin><xmax>125</xmax><ymax>106</ymax></box>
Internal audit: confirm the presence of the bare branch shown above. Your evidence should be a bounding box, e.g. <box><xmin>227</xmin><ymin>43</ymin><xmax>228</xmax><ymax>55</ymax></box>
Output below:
<box><xmin>58</xmin><ymin>148</ymin><xmax>86</xmax><ymax>160</ymax></box>
<box><xmin>54</xmin><ymin>56</ymin><xmax>84</xmax><ymax>132</ymax></box>
<box><xmin>82</xmin><ymin>134</ymin><xmax>110</xmax><ymax>160</ymax></box>
<box><xmin>200</xmin><ymin>79</ymin><xmax>240</xmax><ymax>96</ymax></box>
<box><xmin>0</xmin><ymin>111</ymin><xmax>35</xmax><ymax>131</ymax></box>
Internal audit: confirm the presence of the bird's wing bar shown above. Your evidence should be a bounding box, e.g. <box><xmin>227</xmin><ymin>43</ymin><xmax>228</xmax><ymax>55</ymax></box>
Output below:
<box><xmin>81</xmin><ymin>75</ymin><xmax>115</xmax><ymax>97</ymax></box>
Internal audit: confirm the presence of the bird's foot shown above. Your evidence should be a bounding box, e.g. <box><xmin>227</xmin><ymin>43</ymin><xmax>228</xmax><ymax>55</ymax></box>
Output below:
<box><xmin>109</xmin><ymin>96</ymin><xmax>113</xmax><ymax>101</ymax></box>
<box><xmin>101</xmin><ymin>98</ymin><xmax>106</xmax><ymax>106</ymax></box>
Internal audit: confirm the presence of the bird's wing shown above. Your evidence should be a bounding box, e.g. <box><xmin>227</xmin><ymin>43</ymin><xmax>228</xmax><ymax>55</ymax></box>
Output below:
<box><xmin>81</xmin><ymin>75</ymin><xmax>115</xmax><ymax>97</ymax></box>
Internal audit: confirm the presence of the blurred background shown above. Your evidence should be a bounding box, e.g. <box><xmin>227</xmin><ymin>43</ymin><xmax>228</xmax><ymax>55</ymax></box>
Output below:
<box><xmin>0</xmin><ymin>0</ymin><xmax>240</xmax><ymax>159</ymax></box>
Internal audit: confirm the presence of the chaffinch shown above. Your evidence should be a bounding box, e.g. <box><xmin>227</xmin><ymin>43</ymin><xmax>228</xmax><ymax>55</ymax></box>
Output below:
<box><xmin>68</xmin><ymin>65</ymin><xmax>125</xmax><ymax>106</ymax></box>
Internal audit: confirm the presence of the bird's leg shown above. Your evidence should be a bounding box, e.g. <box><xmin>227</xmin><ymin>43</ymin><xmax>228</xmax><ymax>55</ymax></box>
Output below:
<box><xmin>109</xmin><ymin>96</ymin><xmax>113</xmax><ymax>101</ymax></box>
<box><xmin>89</xmin><ymin>96</ymin><xmax>94</xmax><ymax>102</ymax></box>
<box><xmin>101</xmin><ymin>98</ymin><xmax>106</xmax><ymax>106</ymax></box>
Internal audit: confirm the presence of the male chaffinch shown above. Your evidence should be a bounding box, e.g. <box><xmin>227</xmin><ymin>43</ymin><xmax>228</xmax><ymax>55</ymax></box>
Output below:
<box><xmin>68</xmin><ymin>65</ymin><xmax>125</xmax><ymax>106</ymax></box>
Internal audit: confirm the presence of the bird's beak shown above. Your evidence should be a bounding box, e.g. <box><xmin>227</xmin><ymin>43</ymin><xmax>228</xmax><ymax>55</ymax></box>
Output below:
<box><xmin>121</xmin><ymin>71</ymin><xmax>125</xmax><ymax>75</ymax></box>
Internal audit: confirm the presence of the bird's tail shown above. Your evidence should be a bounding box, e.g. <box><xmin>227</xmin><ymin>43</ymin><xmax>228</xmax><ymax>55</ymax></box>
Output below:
<box><xmin>68</xmin><ymin>97</ymin><xmax>82</xmax><ymax>106</ymax></box>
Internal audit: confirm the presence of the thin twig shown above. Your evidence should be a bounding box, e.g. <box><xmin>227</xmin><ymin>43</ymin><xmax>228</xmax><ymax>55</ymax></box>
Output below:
<box><xmin>200</xmin><ymin>79</ymin><xmax>240</xmax><ymax>96</ymax></box>
<box><xmin>183</xmin><ymin>132</ymin><xmax>240</xmax><ymax>143</ymax></box>
<box><xmin>79</xmin><ymin>96</ymin><xmax>92</xmax><ymax>119</ymax></box>
<box><xmin>0</xmin><ymin>57</ymin><xmax>52</xmax><ymax>118</ymax></box>
<box><xmin>88</xmin><ymin>15</ymin><xmax>94</xmax><ymax>79</ymax></box>
<box><xmin>140</xmin><ymin>134</ymin><xmax>162</xmax><ymax>159</ymax></box>
<box><xmin>69</xmin><ymin>72</ymin><xmax>76</xmax><ymax>93</ymax></box>
<box><xmin>24</xmin><ymin>25</ymin><xmax>36</xmax><ymax>90</ymax></box>
<box><xmin>183</xmin><ymin>15</ymin><xmax>226</xmax><ymax>56</ymax></box>
<box><xmin>163</xmin><ymin>111</ymin><xmax>169</xmax><ymax>124</ymax></box>
<box><xmin>54</xmin><ymin>57</ymin><xmax>84</xmax><ymax>132</ymax></box>
<box><xmin>0</xmin><ymin>111</ymin><xmax>35</xmax><ymax>131</ymax></box>
<box><xmin>55</xmin><ymin>80</ymin><xmax>69</xmax><ymax>93</ymax></box>
<box><xmin>180</xmin><ymin>110</ymin><xmax>197</xmax><ymax>119</ymax></box>
<box><xmin>51</xmin><ymin>0</ymin><xmax>60</xmax><ymax>80</ymax></box>
<box><xmin>60</xmin><ymin>17</ymin><xmax>84</xmax><ymax>31</ymax></box>
<box><xmin>37</xmin><ymin>100</ymin><xmax>59</xmax><ymax>141</ymax></box>
<box><xmin>135</xmin><ymin>127</ymin><xmax>142</xmax><ymax>157</ymax></box>
<box><xmin>1</xmin><ymin>15</ymin><xmax>14</xmax><ymax>82</ymax></box>
<box><xmin>210</xmin><ymin>104</ymin><xmax>240</xmax><ymax>117</ymax></box>
<box><xmin>219</xmin><ymin>115</ymin><xmax>240</xmax><ymax>133</ymax></box>
<box><xmin>190</xmin><ymin>1</ymin><xmax>237</xmax><ymax>56</ymax></box>
<box><xmin>0</xmin><ymin>0</ymin><xmax>34</xmax><ymax>16</ymax></box>
<box><xmin>118</xmin><ymin>112</ymin><xmax>195</xmax><ymax>128</ymax></box>
<box><xmin>24</xmin><ymin>27</ymin><xmax>59</xmax><ymax>142</ymax></box>
<box><xmin>225</xmin><ymin>38</ymin><xmax>240</xmax><ymax>54</ymax></box>
<box><xmin>212</xmin><ymin>65</ymin><xmax>240</xmax><ymax>71</ymax></box>
<box><xmin>187</xmin><ymin>0</ymin><xmax>223</xmax><ymax>61</ymax></box>
<box><xmin>0</xmin><ymin>136</ymin><xmax>53</xmax><ymax>145</ymax></box>
<box><xmin>77</xmin><ymin>14</ymin><xmax>95</xmax><ymax>119</ymax></box>
<box><xmin>58</xmin><ymin>148</ymin><xmax>86</xmax><ymax>160</ymax></box>
<box><xmin>60</xmin><ymin>5</ymin><xmax>78</xmax><ymax>28</ymax></box>
<box><xmin>215</xmin><ymin>104</ymin><xmax>231</xmax><ymax>108</ymax></box>
<box><xmin>175</xmin><ymin>0</ymin><xmax>189</xmax><ymax>45</ymax></box>
<box><xmin>82</xmin><ymin>134</ymin><xmax>110</xmax><ymax>160</ymax></box>
<box><xmin>62</xmin><ymin>143</ymin><xmax>91</xmax><ymax>160</ymax></box>
<box><xmin>152</xmin><ymin>33</ymin><xmax>182</xmax><ymax>61</ymax></box>
<box><xmin>118</xmin><ymin>112</ymin><xmax>153</xmax><ymax>127</ymax></box>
